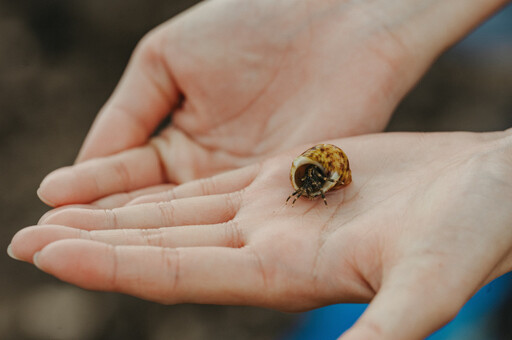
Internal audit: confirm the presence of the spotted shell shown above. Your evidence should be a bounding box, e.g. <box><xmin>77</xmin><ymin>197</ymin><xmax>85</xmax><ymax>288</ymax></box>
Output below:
<box><xmin>289</xmin><ymin>144</ymin><xmax>351</xmax><ymax>201</ymax></box>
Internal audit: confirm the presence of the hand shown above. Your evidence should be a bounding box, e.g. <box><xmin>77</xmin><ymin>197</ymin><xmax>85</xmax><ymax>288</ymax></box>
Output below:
<box><xmin>36</xmin><ymin>0</ymin><xmax>507</xmax><ymax>207</ymax></box>
<box><xmin>11</xmin><ymin>130</ymin><xmax>512</xmax><ymax>339</ymax></box>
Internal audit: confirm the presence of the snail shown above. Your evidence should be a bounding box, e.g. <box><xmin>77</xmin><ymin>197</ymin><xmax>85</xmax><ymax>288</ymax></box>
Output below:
<box><xmin>286</xmin><ymin>144</ymin><xmax>352</xmax><ymax>206</ymax></box>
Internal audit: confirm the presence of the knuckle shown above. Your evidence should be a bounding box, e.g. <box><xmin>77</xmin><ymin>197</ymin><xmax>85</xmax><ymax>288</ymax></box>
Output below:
<box><xmin>161</xmin><ymin>247</ymin><xmax>181</xmax><ymax>301</ymax></box>
<box><xmin>155</xmin><ymin>201</ymin><xmax>175</xmax><ymax>226</ymax></box>
<box><xmin>104</xmin><ymin>209</ymin><xmax>119</xmax><ymax>229</ymax></box>
<box><xmin>112</xmin><ymin>158</ymin><xmax>132</xmax><ymax>189</ymax></box>
<box><xmin>165</xmin><ymin>188</ymin><xmax>176</xmax><ymax>202</ymax></box>
<box><xmin>199</xmin><ymin>177</ymin><xmax>216</xmax><ymax>196</ymax></box>
<box><xmin>226</xmin><ymin>191</ymin><xmax>242</xmax><ymax>214</ymax></box>
<box><xmin>225</xmin><ymin>220</ymin><xmax>244</xmax><ymax>248</ymax></box>
<box><xmin>246</xmin><ymin>246</ymin><xmax>269</xmax><ymax>291</ymax></box>
<box><xmin>152</xmin><ymin>228</ymin><xmax>166</xmax><ymax>247</ymax></box>
<box><xmin>109</xmin><ymin>245</ymin><xmax>120</xmax><ymax>291</ymax></box>
<box><xmin>140</xmin><ymin>228</ymin><xmax>151</xmax><ymax>246</ymax></box>
<box><xmin>79</xmin><ymin>229</ymin><xmax>92</xmax><ymax>241</ymax></box>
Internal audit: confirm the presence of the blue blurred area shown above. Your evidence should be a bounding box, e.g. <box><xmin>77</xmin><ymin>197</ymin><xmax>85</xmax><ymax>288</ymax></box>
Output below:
<box><xmin>428</xmin><ymin>273</ymin><xmax>512</xmax><ymax>340</ymax></box>
<box><xmin>283</xmin><ymin>4</ymin><xmax>512</xmax><ymax>340</ymax></box>
<box><xmin>283</xmin><ymin>274</ymin><xmax>512</xmax><ymax>340</ymax></box>
<box><xmin>282</xmin><ymin>304</ymin><xmax>367</xmax><ymax>340</ymax></box>
<box><xmin>453</xmin><ymin>3</ymin><xmax>512</xmax><ymax>51</ymax></box>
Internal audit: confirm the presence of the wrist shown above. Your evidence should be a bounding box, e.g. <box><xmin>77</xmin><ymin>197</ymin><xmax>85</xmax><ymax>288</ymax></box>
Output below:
<box><xmin>362</xmin><ymin>0</ymin><xmax>511</xmax><ymax>60</ymax></box>
<box><xmin>323</xmin><ymin>0</ymin><xmax>510</xmax><ymax>116</ymax></box>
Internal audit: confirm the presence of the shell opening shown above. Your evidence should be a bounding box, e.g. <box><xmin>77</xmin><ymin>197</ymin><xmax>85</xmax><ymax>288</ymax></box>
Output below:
<box><xmin>292</xmin><ymin>164</ymin><xmax>326</xmax><ymax>191</ymax></box>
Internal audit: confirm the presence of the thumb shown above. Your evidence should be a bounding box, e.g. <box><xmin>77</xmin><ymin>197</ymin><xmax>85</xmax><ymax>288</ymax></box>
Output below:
<box><xmin>339</xmin><ymin>262</ymin><xmax>475</xmax><ymax>340</ymax></box>
<box><xmin>76</xmin><ymin>27</ymin><xmax>179</xmax><ymax>163</ymax></box>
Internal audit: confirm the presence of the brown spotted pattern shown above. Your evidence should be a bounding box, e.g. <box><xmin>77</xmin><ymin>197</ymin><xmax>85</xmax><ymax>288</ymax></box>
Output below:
<box><xmin>288</xmin><ymin>144</ymin><xmax>352</xmax><ymax>204</ymax></box>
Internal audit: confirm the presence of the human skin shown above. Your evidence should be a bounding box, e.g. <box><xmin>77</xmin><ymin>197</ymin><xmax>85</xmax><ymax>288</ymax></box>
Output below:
<box><xmin>10</xmin><ymin>0</ymin><xmax>512</xmax><ymax>339</ymax></box>
<box><xmin>10</xmin><ymin>130</ymin><xmax>512</xmax><ymax>339</ymax></box>
<box><xmin>36</xmin><ymin>0</ymin><xmax>510</xmax><ymax>207</ymax></box>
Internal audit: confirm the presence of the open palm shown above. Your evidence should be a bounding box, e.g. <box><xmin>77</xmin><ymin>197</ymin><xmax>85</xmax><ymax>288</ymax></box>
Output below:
<box><xmin>36</xmin><ymin>0</ymin><xmax>440</xmax><ymax>207</ymax></box>
<box><xmin>12</xmin><ymin>131</ymin><xmax>512</xmax><ymax>339</ymax></box>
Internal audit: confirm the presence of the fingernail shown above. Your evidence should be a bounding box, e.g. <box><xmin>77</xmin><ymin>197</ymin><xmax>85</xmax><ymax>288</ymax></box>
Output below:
<box><xmin>37</xmin><ymin>187</ymin><xmax>56</xmax><ymax>207</ymax></box>
<box><xmin>7</xmin><ymin>244</ymin><xmax>21</xmax><ymax>261</ymax></box>
<box><xmin>33</xmin><ymin>251</ymin><xmax>42</xmax><ymax>269</ymax></box>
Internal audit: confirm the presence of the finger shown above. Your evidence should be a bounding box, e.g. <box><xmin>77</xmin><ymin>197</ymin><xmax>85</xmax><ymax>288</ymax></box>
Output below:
<box><xmin>38</xmin><ymin>204</ymin><xmax>98</xmax><ymax>226</ymax></box>
<box><xmin>76</xmin><ymin>29</ymin><xmax>179</xmax><ymax>162</ymax></box>
<box><xmin>10</xmin><ymin>221</ymin><xmax>244</xmax><ymax>262</ymax></box>
<box><xmin>34</xmin><ymin>239</ymin><xmax>266</xmax><ymax>305</ymax></box>
<box><xmin>38</xmin><ymin>145</ymin><xmax>166</xmax><ymax>207</ymax></box>
<box><xmin>39</xmin><ymin>193</ymin><xmax>242</xmax><ymax>230</ymax></box>
<box><xmin>128</xmin><ymin>164</ymin><xmax>259</xmax><ymax>205</ymax></box>
<box><xmin>37</xmin><ymin>184</ymin><xmax>177</xmax><ymax>222</ymax></box>
<box><xmin>339</xmin><ymin>264</ymin><xmax>476</xmax><ymax>340</ymax></box>
<box><xmin>92</xmin><ymin>184</ymin><xmax>176</xmax><ymax>208</ymax></box>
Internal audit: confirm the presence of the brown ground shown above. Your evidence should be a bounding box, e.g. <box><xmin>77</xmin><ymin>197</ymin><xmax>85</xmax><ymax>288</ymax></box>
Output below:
<box><xmin>1</xmin><ymin>1</ymin><xmax>511</xmax><ymax>339</ymax></box>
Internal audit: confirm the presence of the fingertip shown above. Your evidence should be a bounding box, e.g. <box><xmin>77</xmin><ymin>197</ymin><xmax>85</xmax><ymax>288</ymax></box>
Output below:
<box><xmin>10</xmin><ymin>225</ymin><xmax>83</xmax><ymax>262</ymax></box>
<box><xmin>37</xmin><ymin>185</ymin><xmax>57</xmax><ymax>207</ymax></box>
<box><xmin>38</xmin><ymin>208</ymin><xmax>98</xmax><ymax>230</ymax></box>
<box><xmin>10</xmin><ymin>227</ymin><xmax>37</xmax><ymax>262</ymax></box>
<box><xmin>37</xmin><ymin>167</ymin><xmax>77</xmax><ymax>207</ymax></box>
<box><xmin>7</xmin><ymin>244</ymin><xmax>20</xmax><ymax>261</ymax></box>
<box><xmin>34</xmin><ymin>239</ymin><xmax>114</xmax><ymax>290</ymax></box>
<box><xmin>37</xmin><ymin>205</ymin><xmax>89</xmax><ymax>225</ymax></box>
<box><xmin>33</xmin><ymin>251</ymin><xmax>42</xmax><ymax>269</ymax></box>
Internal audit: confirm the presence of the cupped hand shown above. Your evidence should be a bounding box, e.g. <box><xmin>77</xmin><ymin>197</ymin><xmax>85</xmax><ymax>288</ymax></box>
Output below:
<box><xmin>12</xmin><ymin>130</ymin><xmax>512</xmax><ymax>339</ymax></box>
<box><xmin>37</xmin><ymin>0</ymin><xmax>446</xmax><ymax>207</ymax></box>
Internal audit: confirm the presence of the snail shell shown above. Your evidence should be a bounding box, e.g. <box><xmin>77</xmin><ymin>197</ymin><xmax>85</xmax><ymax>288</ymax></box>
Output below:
<box><xmin>287</xmin><ymin>144</ymin><xmax>351</xmax><ymax>205</ymax></box>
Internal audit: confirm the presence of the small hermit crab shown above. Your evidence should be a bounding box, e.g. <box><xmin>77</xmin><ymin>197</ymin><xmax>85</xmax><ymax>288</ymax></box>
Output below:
<box><xmin>286</xmin><ymin>144</ymin><xmax>352</xmax><ymax>206</ymax></box>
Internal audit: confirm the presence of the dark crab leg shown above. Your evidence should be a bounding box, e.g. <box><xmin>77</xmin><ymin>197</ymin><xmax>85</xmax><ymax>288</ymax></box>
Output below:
<box><xmin>292</xmin><ymin>190</ymin><xmax>304</xmax><ymax>205</ymax></box>
<box><xmin>286</xmin><ymin>188</ymin><xmax>301</xmax><ymax>204</ymax></box>
<box><xmin>321</xmin><ymin>192</ymin><xmax>328</xmax><ymax>206</ymax></box>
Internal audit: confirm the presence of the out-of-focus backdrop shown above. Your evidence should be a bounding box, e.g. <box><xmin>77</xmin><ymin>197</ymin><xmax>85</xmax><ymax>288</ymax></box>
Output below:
<box><xmin>1</xmin><ymin>1</ymin><xmax>511</xmax><ymax>339</ymax></box>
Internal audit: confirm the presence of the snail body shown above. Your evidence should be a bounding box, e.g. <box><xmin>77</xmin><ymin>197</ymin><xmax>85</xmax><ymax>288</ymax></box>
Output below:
<box><xmin>287</xmin><ymin>144</ymin><xmax>351</xmax><ymax>206</ymax></box>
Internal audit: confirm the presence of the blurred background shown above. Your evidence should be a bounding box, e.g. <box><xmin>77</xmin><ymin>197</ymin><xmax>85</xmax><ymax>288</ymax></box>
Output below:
<box><xmin>0</xmin><ymin>1</ymin><xmax>511</xmax><ymax>339</ymax></box>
